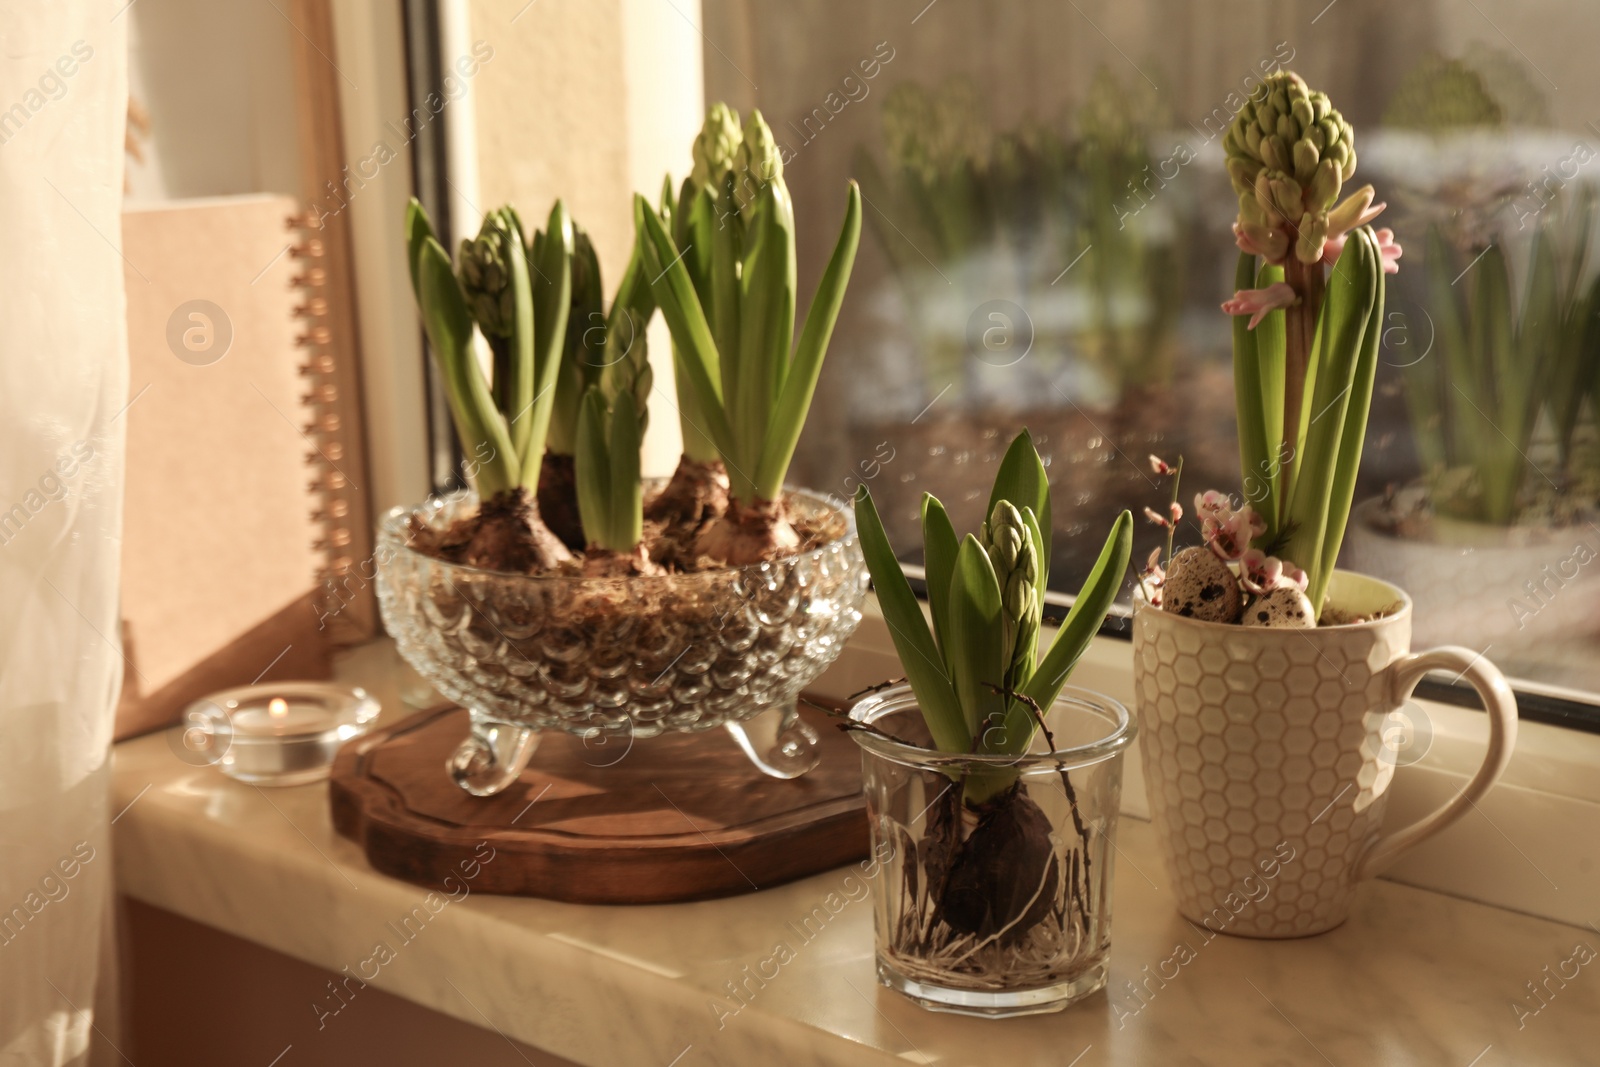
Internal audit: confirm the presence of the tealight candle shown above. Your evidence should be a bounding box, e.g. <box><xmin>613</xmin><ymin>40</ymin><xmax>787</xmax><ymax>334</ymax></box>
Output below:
<box><xmin>179</xmin><ymin>682</ymin><xmax>380</xmax><ymax>786</ymax></box>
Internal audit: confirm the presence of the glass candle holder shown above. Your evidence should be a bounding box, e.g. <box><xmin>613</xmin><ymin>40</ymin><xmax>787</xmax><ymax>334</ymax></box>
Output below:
<box><xmin>848</xmin><ymin>683</ymin><xmax>1136</xmax><ymax>1018</ymax></box>
<box><xmin>176</xmin><ymin>682</ymin><xmax>380</xmax><ymax>786</ymax></box>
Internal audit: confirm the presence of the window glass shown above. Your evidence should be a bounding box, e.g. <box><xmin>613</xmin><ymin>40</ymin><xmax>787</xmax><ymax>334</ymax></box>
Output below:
<box><xmin>701</xmin><ymin>0</ymin><xmax>1600</xmax><ymax>698</ymax></box>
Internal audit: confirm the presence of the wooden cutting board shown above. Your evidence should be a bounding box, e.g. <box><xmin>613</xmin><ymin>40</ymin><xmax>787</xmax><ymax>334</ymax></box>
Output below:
<box><xmin>329</xmin><ymin>702</ymin><xmax>869</xmax><ymax>903</ymax></box>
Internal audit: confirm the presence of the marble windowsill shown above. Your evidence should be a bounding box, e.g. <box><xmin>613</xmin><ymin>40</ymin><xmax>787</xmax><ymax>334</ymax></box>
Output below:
<box><xmin>112</xmin><ymin>669</ymin><xmax>1597</xmax><ymax>1067</ymax></box>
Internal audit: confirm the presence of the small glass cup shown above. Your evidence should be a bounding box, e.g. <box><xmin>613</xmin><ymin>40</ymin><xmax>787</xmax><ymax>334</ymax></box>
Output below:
<box><xmin>848</xmin><ymin>683</ymin><xmax>1136</xmax><ymax>1017</ymax></box>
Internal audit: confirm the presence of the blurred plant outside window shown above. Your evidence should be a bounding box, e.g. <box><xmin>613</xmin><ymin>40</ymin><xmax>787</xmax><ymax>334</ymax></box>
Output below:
<box><xmin>691</xmin><ymin>2</ymin><xmax>1600</xmax><ymax>698</ymax></box>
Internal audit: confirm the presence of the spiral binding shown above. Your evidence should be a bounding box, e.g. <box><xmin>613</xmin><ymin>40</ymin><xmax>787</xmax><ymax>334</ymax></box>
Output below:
<box><xmin>287</xmin><ymin>211</ymin><xmax>361</xmax><ymax>635</ymax></box>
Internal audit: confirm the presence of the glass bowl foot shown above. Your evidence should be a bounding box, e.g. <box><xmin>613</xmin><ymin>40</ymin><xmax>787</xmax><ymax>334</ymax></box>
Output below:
<box><xmin>449</xmin><ymin>716</ymin><xmax>540</xmax><ymax>797</ymax></box>
<box><xmin>723</xmin><ymin>700</ymin><xmax>820</xmax><ymax>779</ymax></box>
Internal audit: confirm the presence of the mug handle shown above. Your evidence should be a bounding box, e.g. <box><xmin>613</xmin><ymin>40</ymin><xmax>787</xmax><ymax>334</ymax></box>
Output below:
<box><xmin>1355</xmin><ymin>646</ymin><xmax>1519</xmax><ymax>880</ymax></box>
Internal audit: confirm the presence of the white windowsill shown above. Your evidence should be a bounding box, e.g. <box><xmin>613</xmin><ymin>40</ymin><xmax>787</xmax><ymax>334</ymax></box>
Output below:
<box><xmin>108</xmin><ymin>601</ymin><xmax>1600</xmax><ymax>1065</ymax></box>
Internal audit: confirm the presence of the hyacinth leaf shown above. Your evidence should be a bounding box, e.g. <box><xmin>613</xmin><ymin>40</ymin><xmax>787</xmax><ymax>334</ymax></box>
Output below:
<box><xmin>1554</xmin><ymin>198</ymin><xmax>1596</xmax><ymax>468</ymax></box>
<box><xmin>1283</xmin><ymin>225</ymin><xmax>1379</xmax><ymax>609</ymax></box>
<box><xmin>414</xmin><ymin>236</ymin><xmax>518</xmax><ymax>499</ymax></box>
<box><xmin>671</xmin><ymin>356</ymin><xmax>720</xmax><ymax>464</ymax></box>
<box><xmin>635</xmin><ymin>195</ymin><xmax>737</xmax><ymax>459</ymax></box>
<box><xmin>1477</xmin><ymin>231</ymin><xmax>1554</xmax><ymax>523</ymax></box>
<box><xmin>1588</xmin><ymin>277</ymin><xmax>1600</xmax><ymax>435</ymax></box>
<box><xmin>680</xmin><ymin>186</ymin><xmax>717</xmax><ymax>311</ymax></box>
<box><xmin>573</xmin><ymin>382</ymin><xmax>645</xmax><ymax>553</ymax></box>
<box><xmin>1285</xmin><ymin>306</ymin><xmax>1327</xmax><ymax>510</ymax></box>
<box><xmin>711</xmin><ymin>185</ymin><xmax>744</xmax><ymax>407</ymax></box>
<box><xmin>1552</xmin><ymin>252</ymin><xmax>1595</xmax><ymax>467</ymax></box>
<box><xmin>522</xmin><ymin>203</ymin><xmax>573</xmax><ymax>486</ymax></box>
<box><xmin>405</xmin><ymin>199</ymin><xmax>435</xmax><ymax>300</ymax></box>
<box><xmin>853</xmin><ymin>486</ymin><xmax>967</xmax><ymax>753</ymax></box>
<box><xmin>1317</xmin><ymin>227</ymin><xmax>1385</xmax><ymax>603</ymax></box>
<box><xmin>1231</xmin><ymin>253</ymin><xmax>1271</xmax><ymax>536</ymax></box>
<box><xmin>1011</xmin><ymin>509</ymin><xmax>1132</xmax><ymax>750</ymax></box>
<box><xmin>609</xmin><ymin>229</ymin><xmax>656</xmax><ymax>328</ymax></box>
<box><xmin>985</xmin><ymin>429</ymin><xmax>1053</xmax><ymax>571</ymax></box>
<box><xmin>1514</xmin><ymin>229</ymin><xmax>1559</xmax><ymax>438</ymax></box>
<box><xmin>1251</xmin><ymin>262</ymin><xmax>1288</xmax><ymax>530</ymax></box>
<box><xmin>574</xmin><ymin>387</ymin><xmax>611</xmax><ymax>549</ymax></box>
<box><xmin>737</xmin><ymin>181</ymin><xmax>797</xmax><ymax>475</ymax></box>
<box><xmin>1471</xmin><ymin>245</ymin><xmax>1516</xmax><ymax>524</ymax></box>
<box><xmin>660</xmin><ymin>174</ymin><xmax>676</xmax><ymax>224</ymax></box>
<box><xmin>1426</xmin><ymin>226</ymin><xmax>1476</xmax><ymax>467</ymax></box>
<box><xmin>502</xmin><ymin>213</ymin><xmax>538</xmax><ymax>466</ymax></box>
<box><xmin>947</xmin><ymin>534</ymin><xmax>1006</xmax><ymax>740</ymax></box>
<box><xmin>646</xmin><ymin>186</ymin><xmax>720</xmax><ymax>466</ymax></box>
<box><xmin>1564</xmin><ymin>194</ymin><xmax>1595</xmax><ymax>298</ymax></box>
<box><xmin>1403</xmin><ymin>226</ymin><xmax>1456</xmax><ymax>476</ymax></box>
<box><xmin>1469</xmin><ymin>245</ymin><xmax>1512</xmax><ymax>420</ymax></box>
<box><xmin>1563</xmin><ymin>275</ymin><xmax>1600</xmax><ymax>464</ymax></box>
<box><xmin>754</xmin><ymin>181</ymin><xmax>862</xmax><ymax>499</ymax></box>
<box><xmin>1508</xmin><ymin>233</ymin><xmax>1555</xmax><ymax>420</ymax></box>
<box><xmin>608</xmin><ymin>392</ymin><xmax>644</xmax><ymax>550</ymax></box>
<box><xmin>920</xmin><ymin>493</ymin><xmax>959</xmax><ymax>659</ymax></box>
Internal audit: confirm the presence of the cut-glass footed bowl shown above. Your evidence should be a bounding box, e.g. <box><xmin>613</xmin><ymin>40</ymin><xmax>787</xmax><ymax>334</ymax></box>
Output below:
<box><xmin>376</xmin><ymin>486</ymin><xmax>868</xmax><ymax>796</ymax></box>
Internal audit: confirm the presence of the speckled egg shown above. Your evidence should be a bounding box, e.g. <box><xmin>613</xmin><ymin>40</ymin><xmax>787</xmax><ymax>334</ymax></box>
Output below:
<box><xmin>1161</xmin><ymin>546</ymin><xmax>1241</xmax><ymax>623</ymax></box>
<box><xmin>1243</xmin><ymin>585</ymin><xmax>1317</xmax><ymax>628</ymax></box>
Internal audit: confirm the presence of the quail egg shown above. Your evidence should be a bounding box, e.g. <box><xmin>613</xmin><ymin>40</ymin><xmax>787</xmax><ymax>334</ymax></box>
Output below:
<box><xmin>1243</xmin><ymin>584</ymin><xmax>1316</xmax><ymax>628</ymax></box>
<box><xmin>1162</xmin><ymin>546</ymin><xmax>1241</xmax><ymax>623</ymax></box>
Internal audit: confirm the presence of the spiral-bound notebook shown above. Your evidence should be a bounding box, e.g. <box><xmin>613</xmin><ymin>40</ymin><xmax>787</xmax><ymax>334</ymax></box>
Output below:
<box><xmin>116</xmin><ymin>193</ymin><xmax>372</xmax><ymax>740</ymax></box>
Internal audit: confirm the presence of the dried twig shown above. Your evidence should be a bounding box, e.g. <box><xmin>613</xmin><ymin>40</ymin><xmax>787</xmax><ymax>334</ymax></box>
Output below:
<box><xmin>982</xmin><ymin>682</ymin><xmax>1056</xmax><ymax>753</ymax></box>
<box><xmin>831</xmin><ymin>718</ymin><xmax>918</xmax><ymax>747</ymax></box>
<box><xmin>844</xmin><ymin>677</ymin><xmax>906</xmax><ymax>702</ymax></box>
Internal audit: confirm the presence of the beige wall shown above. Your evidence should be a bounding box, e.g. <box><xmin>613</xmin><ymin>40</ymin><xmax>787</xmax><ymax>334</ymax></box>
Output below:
<box><xmin>127</xmin><ymin>0</ymin><xmax>303</xmax><ymax>203</ymax></box>
<box><xmin>470</xmin><ymin>1</ymin><xmax>632</xmax><ymax>269</ymax></box>
<box><xmin>468</xmin><ymin>0</ymin><xmax>705</xmax><ymax>474</ymax></box>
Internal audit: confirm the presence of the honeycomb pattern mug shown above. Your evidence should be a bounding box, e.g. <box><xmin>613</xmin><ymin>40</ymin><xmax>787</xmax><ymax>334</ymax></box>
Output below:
<box><xmin>1132</xmin><ymin>571</ymin><xmax>1518</xmax><ymax>938</ymax></box>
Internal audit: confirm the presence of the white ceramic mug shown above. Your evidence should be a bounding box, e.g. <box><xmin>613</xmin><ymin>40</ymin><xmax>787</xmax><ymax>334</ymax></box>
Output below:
<box><xmin>1132</xmin><ymin>571</ymin><xmax>1518</xmax><ymax>937</ymax></box>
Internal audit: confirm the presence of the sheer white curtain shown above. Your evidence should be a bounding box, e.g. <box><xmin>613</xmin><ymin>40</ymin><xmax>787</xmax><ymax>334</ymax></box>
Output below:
<box><xmin>0</xmin><ymin>3</ymin><xmax>127</xmax><ymax>1065</ymax></box>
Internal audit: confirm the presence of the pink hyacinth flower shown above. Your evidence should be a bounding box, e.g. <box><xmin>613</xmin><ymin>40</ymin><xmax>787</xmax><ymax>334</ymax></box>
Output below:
<box><xmin>1373</xmin><ymin>228</ymin><xmax>1403</xmax><ymax>274</ymax></box>
<box><xmin>1221</xmin><ymin>282</ymin><xmax>1298</xmax><ymax>330</ymax></box>
<box><xmin>1322</xmin><ymin>226</ymin><xmax>1403</xmax><ymax>275</ymax></box>
<box><xmin>1325</xmin><ymin>190</ymin><xmax>1387</xmax><ymax>245</ymax></box>
<box><xmin>1232</xmin><ymin>222</ymin><xmax>1267</xmax><ymax>258</ymax></box>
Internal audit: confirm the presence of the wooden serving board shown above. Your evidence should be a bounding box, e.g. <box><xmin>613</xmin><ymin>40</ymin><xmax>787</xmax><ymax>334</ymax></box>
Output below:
<box><xmin>329</xmin><ymin>702</ymin><xmax>868</xmax><ymax>903</ymax></box>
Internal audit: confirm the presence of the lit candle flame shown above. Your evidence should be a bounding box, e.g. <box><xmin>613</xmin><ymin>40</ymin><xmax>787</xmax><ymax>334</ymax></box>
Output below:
<box><xmin>268</xmin><ymin>697</ymin><xmax>289</xmax><ymax>719</ymax></box>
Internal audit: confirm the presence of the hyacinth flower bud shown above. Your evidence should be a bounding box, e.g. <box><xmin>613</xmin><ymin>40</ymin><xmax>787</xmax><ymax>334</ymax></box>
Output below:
<box><xmin>457</xmin><ymin>210</ymin><xmax>519</xmax><ymax>339</ymax></box>
<box><xmin>690</xmin><ymin>102</ymin><xmax>743</xmax><ymax>193</ymax></box>
<box><xmin>982</xmin><ymin>500</ymin><xmax>1041</xmax><ymax>691</ymax></box>
<box><xmin>1225</xmin><ymin>71</ymin><xmax>1357</xmax><ymax>265</ymax></box>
